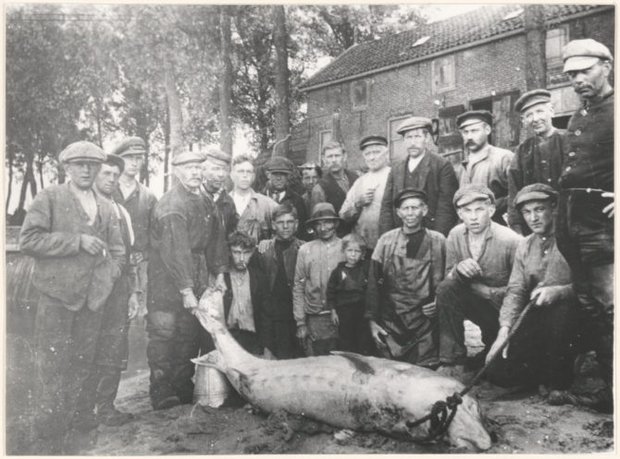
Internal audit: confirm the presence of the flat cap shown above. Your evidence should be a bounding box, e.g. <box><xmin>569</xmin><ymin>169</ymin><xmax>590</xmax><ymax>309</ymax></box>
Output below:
<box><xmin>515</xmin><ymin>89</ymin><xmax>552</xmax><ymax>113</ymax></box>
<box><xmin>265</xmin><ymin>156</ymin><xmax>292</xmax><ymax>174</ymax></box>
<box><xmin>204</xmin><ymin>146</ymin><xmax>231</xmax><ymax>164</ymax></box>
<box><xmin>457</xmin><ymin>110</ymin><xmax>493</xmax><ymax>129</ymax></box>
<box><xmin>359</xmin><ymin>135</ymin><xmax>388</xmax><ymax>150</ymax></box>
<box><xmin>111</xmin><ymin>136</ymin><xmax>146</xmax><ymax>157</ymax></box>
<box><xmin>514</xmin><ymin>183</ymin><xmax>558</xmax><ymax>209</ymax></box>
<box><xmin>104</xmin><ymin>154</ymin><xmax>125</xmax><ymax>172</ymax></box>
<box><xmin>171</xmin><ymin>151</ymin><xmax>207</xmax><ymax>166</ymax></box>
<box><xmin>396</xmin><ymin>116</ymin><xmax>433</xmax><ymax>135</ymax></box>
<box><xmin>563</xmin><ymin>39</ymin><xmax>613</xmax><ymax>72</ymax></box>
<box><xmin>394</xmin><ymin>188</ymin><xmax>428</xmax><ymax>208</ymax></box>
<box><xmin>58</xmin><ymin>141</ymin><xmax>106</xmax><ymax>163</ymax></box>
<box><xmin>453</xmin><ymin>184</ymin><xmax>495</xmax><ymax>208</ymax></box>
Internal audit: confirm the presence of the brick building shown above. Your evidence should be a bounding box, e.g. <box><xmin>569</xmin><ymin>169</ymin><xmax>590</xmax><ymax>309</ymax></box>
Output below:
<box><xmin>296</xmin><ymin>4</ymin><xmax>614</xmax><ymax>170</ymax></box>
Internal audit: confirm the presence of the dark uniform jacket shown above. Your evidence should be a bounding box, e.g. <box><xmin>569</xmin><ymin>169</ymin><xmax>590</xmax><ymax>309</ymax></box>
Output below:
<box><xmin>113</xmin><ymin>182</ymin><xmax>157</xmax><ymax>255</ymax></box>
<box><xmin>507</xmin><ymin>130</ymin><xmax>566</xmax><ymax>234</ymax></box>
<box><xmin>20</xmin><ymin>183</ymin><xmax>126</xmax><ymax>312</ymax></box>
<box><xmin>379</xmin><ymin>152</ymin><xmax>458</xmax><ymax>237</ymax></box>
<box><xmin>203</xmin><ymin>186</ymin><xmax>238</xmax><ymax>237</ymax></box>
<box><xmin>257</xmin><ymin>237</ymin><xmax>304</xmax><ymax>296</ymax></box>
<box><xmin>147</xmin><ymin>184</ymin><xmax>228</xmax><ymax>310</ymax></box>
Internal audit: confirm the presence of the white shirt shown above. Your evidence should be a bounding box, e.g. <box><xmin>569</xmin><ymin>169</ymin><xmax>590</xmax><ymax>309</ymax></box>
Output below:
<box><xmin>407</xmin><ymin>153</ymin><xmax>426</xmax><ymax>173</ymax></box>
<box><xmin>231</xmin><ymin>190</ymin><xmax>252</xmax><ymax>215</ymax></box>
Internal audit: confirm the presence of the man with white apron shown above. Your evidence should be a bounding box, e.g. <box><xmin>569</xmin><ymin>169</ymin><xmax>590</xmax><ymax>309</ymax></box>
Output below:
<box><xmin>366</xmin><ymin>188</ymin><xmax>446</xmax><ymax>368</ymax></box>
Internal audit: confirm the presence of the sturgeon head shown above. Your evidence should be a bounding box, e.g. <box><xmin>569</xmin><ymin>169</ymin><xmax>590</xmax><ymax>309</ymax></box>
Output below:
<box><xmin>398</xmin><ymin>391</ymin><xmax>492</xmax><ymax>451</ymax></box>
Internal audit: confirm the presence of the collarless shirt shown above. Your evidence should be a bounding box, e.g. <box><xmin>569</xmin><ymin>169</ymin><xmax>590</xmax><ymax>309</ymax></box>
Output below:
<box><xmin>407</xmin><ymin>153</ymin><xmax>425</xmax><ymax>173</ymax></box>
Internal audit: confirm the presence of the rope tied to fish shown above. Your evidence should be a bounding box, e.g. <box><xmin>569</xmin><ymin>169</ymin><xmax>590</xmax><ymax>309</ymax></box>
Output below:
<box><xmin>407</xmin><ymin>298</ymin><xmax>536</xmax><ymax>443</ymax></box>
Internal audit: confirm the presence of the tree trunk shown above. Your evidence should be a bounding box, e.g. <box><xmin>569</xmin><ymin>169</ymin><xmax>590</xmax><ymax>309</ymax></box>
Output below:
<box><xmin>163</xmin><ymin>103</ymin><xmax>171</xmax><ymax>193</ymax></box>
<box><xmin>6</xmin><ymin>147</ymin><xmax>14</xmax><ymax>215</ymax></box>
<box><xmin>16</xmin><ymin>153</ymin><xmax>35</xmax><ymax>215</ymax></box>
<box><xmin>37</xmin><ymin>156</ymin><xmax>44</xmax><ymax>190</ymax></box>
<box><xmin>163</xmin><ymin>55</ymin><xmax>184</xmax><ymax>159</ymax></box>
<box><xmin>218</xmin><ymin>7</ymin><xmax>234</xmax><ymax>156</ymax></box>
<box><xmin>272</xmin><ymin>5</ymin><xmax>290</xmax><ymax>158</ymax></box>
<box><xmin>524</xmin><ymin>5</ymin><xmax>547</xmax><ymax>90</ymax></box>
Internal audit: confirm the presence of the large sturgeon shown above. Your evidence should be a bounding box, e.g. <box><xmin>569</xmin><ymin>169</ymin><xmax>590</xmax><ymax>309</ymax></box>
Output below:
<box><xmin>196</xmin><ymin>294</ymin><xmax>492</xmax><ymax>450</ymax></box>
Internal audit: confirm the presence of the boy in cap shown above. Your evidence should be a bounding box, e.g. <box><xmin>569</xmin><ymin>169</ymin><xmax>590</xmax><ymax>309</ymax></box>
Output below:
<box><xmin>299</xmin><ymin>162</ymin><xmax>322</xmax><ymax>214</ymax></box>
<box><xmin>507</xmin><ymin>90</ymin><xmax>567</xmax><ymax>235</ymax></box>
<box><xmin>311</xmin><ymin>141</ymin><xmax>359</xmax><ymax>237</ymax></box>
<box><xmin>435</xmin><ymin>184</ymin><xmax>521</xmax><ymax>379</ymax></box>
<box><xmin>455</xmin><ymin>110</ymin><xmax>514</xmax><ymax>225</ymax></box>
<box><xmin>201</xmin><ymin>146</ymin><xmax>238</xmax><ymax>235</ymax></box>
<box><xmin>264</xmin><ymin>156</ymin><xmax>308</xmax><ymax>239</ymax></box>
<box><xmin>484</xmin><ymin>184</ymin><xmax>578</xmax><ymax>400</ymax></box>
<box><xmin>111</xmin><ymin>136</ymin><xmax>158</xmax><ymax>317</ymax></box>
<box><xmin>339</xmin><ymin>135</ymin><xmax>391</xmax><ymax>252</ymax></box>
<box><xmin>20</xmin><ymin>141</ymin><xmax>126</xmax><ymax>453</ymax></box>
<box><xmin>554</xmin><ymin>38</ymin><xmax>614</xmax><ymax>412</ymax></box>
<box><xmin>293</xmin><ymin>203</ymin><xmax>345</xmax><ymax>355</ymax></box>
<box><xmin>147</xmin><ymin>150</ymin><xmax>228</xmax><ymax>410</ymax></box>
<box><xmin>379</xmin><ymin>117</ymin><xmax>458</xmax><ymax>237</ymax></box>
<box><xmin>367</xmin><ymin>188</ymin><xmax>446</xmax><ymax>367</ymax></box>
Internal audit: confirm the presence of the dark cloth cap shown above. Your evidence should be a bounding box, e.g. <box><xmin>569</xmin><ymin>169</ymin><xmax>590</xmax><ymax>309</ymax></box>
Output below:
<box><xmin>306</xmin><ymin>202</ymin><xmax>342</xmax><ymax>225</ymax></box>
<box><xmin>396</xmin><ymin>116</ymin><xmax>433</xmax><ymax>135</ymax></box>
<box><xmin>265</xmin><ymin>156</ymin><xmax>292</xmax><ymax>174</ymax></box>
<box><xmin>453</xmin><ymin>184</ymin><xmax>496</xmax><ymax>208</ymax></box>
<box><xmin>204</xmin><ymin>147</ymin><xmax>231</xmax><ymax>164</ymax></box>
<box><xmin>104</xmin><ymin>154</ymin><xmax>125</xmax><ymax>172</ymax></box>
<box><xmin>172</xmin><ymin>151</ymin><xmax>207</xmax><ymax>166</ymax></box>
<box><xmin>514</xmin><ymin>183</ymin><xmax>558</xmax><ymax>208</ymax></box>
<box><xmin>111</xmin><ymin>136</ymin><xmax>146</xmax><ymax>157</ymax></box>
<box><xmin>59</xmin><ymin>141</ymin><xmax>105</xmax><ymax>163</ymax></box>
<box><xmin>359</xmin><ymin>135</ymin><xmax>388</xmax><ymax>150</ymax></box>
<box><xmin>563</xmin><ymin>39</ymin><xmax>613</xmax><ymax>72</ymax></box>
<box><xmin>515</xmin><ymin>89</ymin><xmax>552</xmax><ymax>113</ymax></box>
<box><xmin>394</xmin><ymin>188</ymin><xmax>428</xmax><ymax>208</ymax></box>
<box><xmin>456</xmin><ymin>110</ymin><xmax>493</xmax><ymax>129</ymax></box>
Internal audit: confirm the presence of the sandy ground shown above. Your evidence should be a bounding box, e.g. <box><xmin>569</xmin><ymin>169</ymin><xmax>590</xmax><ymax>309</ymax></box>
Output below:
<box><xmin>7</xmin><ymin>320</ymin><xmax>614</xmax><ymax>455</ymax></box>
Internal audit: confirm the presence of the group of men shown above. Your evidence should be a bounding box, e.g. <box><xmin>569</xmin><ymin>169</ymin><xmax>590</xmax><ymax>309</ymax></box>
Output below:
<box><xmin>20</xmin><ymin>37</ymin><xmax>614</xmax><ymax>453</ymax></box>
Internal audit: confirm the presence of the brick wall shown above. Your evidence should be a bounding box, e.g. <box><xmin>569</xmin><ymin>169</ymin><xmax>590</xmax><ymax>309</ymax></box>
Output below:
<box><xmin>302</xmin><ymin>10</ymin><xmax>613</xmax><ymax>171</ymax></box>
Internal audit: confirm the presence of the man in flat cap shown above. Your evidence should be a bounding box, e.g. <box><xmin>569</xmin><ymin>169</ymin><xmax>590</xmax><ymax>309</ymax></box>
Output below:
<box><xmin>484</xmin><ymin>184</ymin><xmax>578</xmax><ymax>401</ymax></box>
<box><xmin>311</xmin><ymin>141</ymin><xmax>359</xmax><ymax>237</ymax></box>
<box><xmin>201</xmin><ymin>146</ymin><xmax>238</xmax><ymax>236</ymax></box>
<box><xmin>293</xmin><ymin>203</ymin><xmax>345</xmax><ymax>356</ymax></box>
<box><xmin>339</xmin><ymin>135</ymin><xmax>391</xmax><ymax>252</ymax></box>
<box><xmin>111</xmin><ymin>137</ymin><xmax>158</xmax><ymax>317</ymax></box>
<box><xmin>379</xmin><ymin>116</ymin><xmax>458</xmax><ymax>238</ymax></box>
<box><xmin>435</xmin><ymin>185</ymin><xmax>521</xmax><ymax>380</ymax></box>
<box><xmin>553</xmin><ymin>38</ymin><xmax>614</xmax><ymax>412</ymax></box>
<box><xmin>75</xmin><ymin>154</ymin><xmax>138</xmax><ymax>429</ymax></box>
<box><xmin>507</xmin><ymin>90</ymin><xmax>567</xmax><ymax>235</ymax></box>
<box><xmin>263</xmin><ymin>156</ymin><xmax>308</xmax><ymax>239</ymax></box>
<box><xmin>455</xmin><ymin>110</ymin><xmax>514</xmax><ymax>225</ymax></box>
<box><xmin>367</xmin><ymin>188</ymin><xmax>446</xmax><ymax>367</ymax></box>
<box><xmin>20</xmin><ymin>141</ymin><xmax>125</xmax><ymax>453</ymax></box>
<box><xmin>146</xmin><ymin>151</ymin><xmax>228</xmax><ymax>410</ymax></box>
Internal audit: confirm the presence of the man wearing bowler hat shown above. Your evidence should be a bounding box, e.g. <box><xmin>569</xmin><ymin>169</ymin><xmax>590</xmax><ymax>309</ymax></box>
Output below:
<box><xmin>340</xmin><ymin>135</ymin><xmax>391</xmax><ymax>251</ymax></box>
<box><xmin>147</xmin><ymin>150</ymin><xmax>228</xmax><ymax>410</ymax></box>
<box><xmin>293</xmin><ymin>203</ymin><xmax>345</xmax><ymax>356</ymax></box>
<box><xmin>507</xmin><ymin>90</ymin><xmax>567</xmax><ymax>235</ymax></box>
<box><xmin>111</xmin><ymin>137</ymin><xmax>158</xmax><ymax>316</ymax></box>
<box><xmin>553</xmin><ymin>38</ymin><xmax>614</xmax><ymax>412</ymax></box>
<box><xmin>379</xmin><ymin>116</ymin><xmax>458</xmax><ymax>237</ymax></box>
<box><xmin>20</xmin><ymin>142</ymin><xmax>126</xmax><ymax>453</ymax></box>
<box><xmin>455</xmin><ymin>110</ymin><xmax>514</xmax><ymax>225</ymax></box>
<box><xmin>201</xmin><ymin>146</ymin><xmax>238</xmax><ymax>236</ymax></box>
<box><xmin>367</xmin><ymin>188</ymin><xmax>446</xmax><ymax>367</ymax></box>
<box><xmin>435</xmin><ymin>185</ymin><xmax>521</xmax><ymax>380</ymax></box>
<box><xmin>264</xmin><ymin>156</ymin><xmax>308</xmax><ymax>239</ymax></box>
<box><xmin>484</xmin><ymin>184</ymin><xmax>578</xmax><ymax>400</ymax></box>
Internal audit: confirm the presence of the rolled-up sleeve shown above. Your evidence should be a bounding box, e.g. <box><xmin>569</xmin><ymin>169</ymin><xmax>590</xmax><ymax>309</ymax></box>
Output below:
<box><xmin>499</xmin><ymin>242</ymin><xmax>529</xmax><ymax>328</ymax></box>
<box><xmin>293</xmin><ymin>246</ymin><xmax>308</xmax><ymax>326</ymax></box>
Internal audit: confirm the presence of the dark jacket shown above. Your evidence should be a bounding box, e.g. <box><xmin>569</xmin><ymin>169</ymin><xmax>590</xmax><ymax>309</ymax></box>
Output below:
<box><xmin>112</xmin><ymin>181</ymin><xmax>157</xmax><ymax>255</ymax></box>
<box><xmin>223</xmin><ymin>256</ymin><xmax>267</xmax><ymax>343</ymax></box>
<box><xmin>257</xmin><ymin>237</ymin><xmax>304</xmax><ymax>293</ymax></box>
<box><xmin>19</xmin><ymin>183</ymin><xmax>126</xmax><ymax>312</ymax></box>
<box><xmin>379</xmin><ymin>152</ymin><xmax>458</xmax><ymax>237</ymax></box>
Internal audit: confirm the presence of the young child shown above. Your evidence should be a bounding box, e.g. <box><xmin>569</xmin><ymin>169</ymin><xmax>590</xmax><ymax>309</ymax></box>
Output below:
<box><xmin>327</xmin><ymin>233</ymin><xmax>373</xmax><ymax>355</ymax></box>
